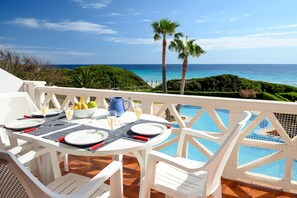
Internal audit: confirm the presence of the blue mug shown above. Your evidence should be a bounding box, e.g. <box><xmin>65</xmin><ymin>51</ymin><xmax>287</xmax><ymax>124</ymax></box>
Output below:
<box><xmin>108</xmin><ymin>97</ymin><xmax>130</xmax><ymax>117</ymax></box>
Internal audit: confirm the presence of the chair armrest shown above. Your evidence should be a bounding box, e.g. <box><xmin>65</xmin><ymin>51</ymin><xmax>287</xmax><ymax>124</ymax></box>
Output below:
<box><xmin>71</xmin><ymin>161</ymin><xmax>122</xmax><ymax>198</ymax></box>
<box><xmin>182</xmin><ymin>128</ymin><xmax>224</xmax><ymax>143</ymax></box>
<box><xmin>8</xmin><ymin>142</ymin><xmax>34</xmax><ymax>156</ymax></box>
<box><xmin>16</xmin><ymin>147</ymin><xmax>50</xmax><ymax>164</ymax></box>
<box><xmin>149</xmin><ymin>150</ymin><xmax>205</xmax><ymax>172</ymax></box>
<box><xmin>176</xmin><ymin>128</ymin><xmax>227</xmax><ymax>157</ymax></box>
<box><xmin>181</xmin><ymin>111</ymin><xmax>251</xmax><ymax>145</ymax></box>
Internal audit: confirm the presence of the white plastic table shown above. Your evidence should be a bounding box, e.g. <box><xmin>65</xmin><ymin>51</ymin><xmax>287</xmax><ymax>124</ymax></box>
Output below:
<box><xmin>7</xmin><ymin>109</ymin><xmax>171</xmax><ymax>198</ymax></box>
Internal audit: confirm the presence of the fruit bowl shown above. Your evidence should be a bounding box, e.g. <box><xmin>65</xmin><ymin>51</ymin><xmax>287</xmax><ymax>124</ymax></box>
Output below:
<box><xmin>73</xmin><ymin>108</ymin><xmax>96</xmax><ymax>118</ymax></box>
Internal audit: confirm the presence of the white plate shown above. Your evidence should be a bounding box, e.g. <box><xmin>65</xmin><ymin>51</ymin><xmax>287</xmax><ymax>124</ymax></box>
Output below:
<box><xmin>64</xmin><ymin>130</ymin><xmax>108</xmax><ymax>146</ymax></box>
<box><xmin>131</xmin><ymin>123</ymin><xmax>166</xmax><ymax>136</ymax></box>
<box><xmin>5</xmin><ymin>119</ymin><xmax>45</xmax><ymax>130</ymax></box>
<box><xmin>32</xmin><ymin>109</ymin><xmax>62</xmax><ymax>117</ymax></box>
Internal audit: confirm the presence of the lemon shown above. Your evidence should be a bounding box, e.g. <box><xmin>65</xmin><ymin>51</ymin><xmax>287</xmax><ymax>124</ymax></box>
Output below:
<box><xmin>87</xmin><ymin>101</ymin><xmax>97</xmax><ymax>108</ymax></box>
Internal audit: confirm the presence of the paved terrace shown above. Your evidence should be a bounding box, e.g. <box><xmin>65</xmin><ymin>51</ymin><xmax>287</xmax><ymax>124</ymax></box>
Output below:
<box><xmin>62</xmin><ymin>154</ymin><xmax>296</xmax><ymax>198</ymax></box>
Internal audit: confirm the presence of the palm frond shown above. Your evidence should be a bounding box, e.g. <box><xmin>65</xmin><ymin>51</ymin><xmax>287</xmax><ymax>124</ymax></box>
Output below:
<box><xmin>153</xmin><ymin>33</ymin><xmax>161</xmax><ymax>41</ymax></box>
<box><xmin>178</xmin><ymin>52</ymin><xmax>186</xmax><ymax>60</ymax></box>
<box><xmin>174</xmin><ymin>32</ymin><xmax>183</xmax><ymax>39</ymax></box>
<box><xmin>169</xmin><ymin>36</ymin><xmax>206</xmax><ymax>59</ymax></box>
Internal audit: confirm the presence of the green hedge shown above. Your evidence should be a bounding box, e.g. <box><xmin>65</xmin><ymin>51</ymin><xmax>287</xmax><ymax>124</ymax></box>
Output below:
<box><xmin>153</xmin><ymin>90</ymin><xmax>296</xmax><ymax>102</ymax></box>
<box><xmin>153</xmin><ymin>90</ymin><xmax>241</xmax><ymax>98</ymax></box>
<box><xmin>257</xmin><ymin>92</ymin><xmax>285</xmax><ymax>101</ymax></box>
<box><xmin>186</xmin><ymin>91</ymin><xmax>241</xmax><ymax>98</ymax></box>
<box><xmin>156</xmin><ymin>74</ymin><xmax>297</xmax><ymax>93</ymax></box>
<box><xmin>275</xmin><ymin>94</ymin><xmax>291</xmax><ymax>102</ymax></box>
<box><xmin>277</xmin><ymin>92</ymin><xmax>297</xmax><ymax>102</ymax></box>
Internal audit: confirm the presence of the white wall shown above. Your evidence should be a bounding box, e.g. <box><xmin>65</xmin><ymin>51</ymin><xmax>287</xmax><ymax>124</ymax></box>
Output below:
<box><xmin>0</xmin><ymin>68</ymin><xmax>23</xmax><ymax>93</ymax></box>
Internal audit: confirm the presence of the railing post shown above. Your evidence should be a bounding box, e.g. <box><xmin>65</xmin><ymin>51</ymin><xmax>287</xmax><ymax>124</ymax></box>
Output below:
<box><xmin>22</xmin><ymin>80</ymin><xmax>46</xmax><ymax>104</ymax></box>
<box><xmin>142</xmin><ymin>100</ymin><xmax>154</xmax><ymax>115</ymax></box>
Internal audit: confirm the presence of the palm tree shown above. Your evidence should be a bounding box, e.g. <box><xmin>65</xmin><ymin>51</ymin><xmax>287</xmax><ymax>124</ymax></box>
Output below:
<box><xmin>169</xmin><ymin>36</ymin><xmax>205</xmax><ymax>112</ymax></box>
<box><xmin>151</xmin><ymin>18</ymin><xmax>180</xmax><ymax>93</ymax></box>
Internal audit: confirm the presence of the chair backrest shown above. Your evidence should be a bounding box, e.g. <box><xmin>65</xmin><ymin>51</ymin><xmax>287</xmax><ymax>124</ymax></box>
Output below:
<box><xmin>0</xmin><ymin>68</ymin><xmax>24</xmax><ymax>94</ymax></box>
<box><xmin>204</xmin><ymin>111</ymin><xmax>251</xmax><ymax>195</ymax></box>
<box><xmin>0</xmin><ymin>92</ymin><xmax>38</xmax><ymax>125</ymax></box>
<box><xmin>0</xmin><ymin>92</ymin><xmax>38</xmax><ymax>147</ymax></box>
<box><xmin>0</xmin><ymin>149</ymin><xmax>53</xmax><ymax>198</ymax></box>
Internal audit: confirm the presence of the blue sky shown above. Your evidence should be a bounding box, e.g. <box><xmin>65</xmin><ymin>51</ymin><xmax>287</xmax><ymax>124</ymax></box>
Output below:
<box><xmin>1</xmin><ymin>0</ymin><xmax>297</xmax><ymax>64</ymax></box>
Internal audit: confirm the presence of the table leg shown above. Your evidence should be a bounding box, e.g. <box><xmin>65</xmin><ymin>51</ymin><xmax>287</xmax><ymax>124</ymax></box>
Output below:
<box><xmin>110</xmin><ymin>154</ymin><xmax>123</xmax><ymax>198</ymax></box>
<box><xmin>8</xmin><ymin>136</ymin><xmax>18</xmax><ymax>147</ymax></box>
<box><xmin>37</xmin><ymin>151</ymin><xmax>61</xmax><ymax>185</ymax></box>
<box><xmin>64</xmin><ymin>153</ymin><xmax>69</xmax><ymax>172</ymax></box>
<box><xmin>132</xmin><ymin>148</ymin><xmax>151</xmax><ymax>198</ymax></box>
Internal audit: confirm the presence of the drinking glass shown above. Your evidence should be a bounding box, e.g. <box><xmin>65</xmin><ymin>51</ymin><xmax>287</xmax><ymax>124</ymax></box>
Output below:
<box><xmin>107</xmin><ymin>110</ymin><xmax>117</xmax><ymax>131</ymax></box>
<box><xmin>40</xmin><ymin>102</ymin><xmax>49</xmax><ymax>118</ymax></box>
<box><xmin>65</xmin><ymin>106</ymin><xmax>74</xmax><ymax>124</ymax></box>
<box><xmin>134</xmin><ymin>103</ymin><xmax>142</xmax><ymax>121</ymax></box>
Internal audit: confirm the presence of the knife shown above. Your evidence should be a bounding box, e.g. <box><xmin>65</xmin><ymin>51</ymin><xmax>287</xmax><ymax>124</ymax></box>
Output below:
<box><xmin>56</xmin><ymin>136</ymin><xmax>65</xmax><ymax>143</ymax></box>
<box><xmin>88</xmin><ymin>139</ymin><xmax>114</xmax><ymax>151</ymax></box>
<box><xmin>22</xmin><ymin>128</ymin><xmax>37</xmax><ymax>133</ymax></box>
<box><xmin>124</xmin><ymin>134</ymin><xmax>150</xmax><ymax>141</ymax></box>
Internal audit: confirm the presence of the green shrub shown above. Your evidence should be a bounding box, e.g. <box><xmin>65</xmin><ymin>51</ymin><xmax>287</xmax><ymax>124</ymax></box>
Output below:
<box><xmin>69</xmin><ymin>65</ymin><xmax>150</xmax><ymax>90</ymax></box>
<box><xmin>159</xmin><ymin>74</ymin><xmax>297</xmax><ymax>94</ymax></box>
<box><xmin>189</xmin><ymin>91</ymin><xmax>240</xmax><ymax>98</ymax></box>
<box><xmin>275</xmin><ymin>94</ymin><xmax>291</xmax><ymax>102</ymax></box>
<box><xmin>277</xmin><ymin>92</ymin><xmax>297</xmax><ymax>102</ymax></box>
<box><xmin>257</xmin><ymin>92</ymin><xmax>285</xmax><ymax>101</ymax></box>
<box><xmin>153</xmin><ymin>90</ymin><xmax>241</xmax><ymax>98</ymax></box>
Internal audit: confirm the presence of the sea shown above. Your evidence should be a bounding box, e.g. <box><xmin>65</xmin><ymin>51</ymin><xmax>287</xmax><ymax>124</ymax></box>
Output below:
<box><xmin>56</xmin><ymin>64</ymin><xmax>297</xmax><ymax>87</ymax></box>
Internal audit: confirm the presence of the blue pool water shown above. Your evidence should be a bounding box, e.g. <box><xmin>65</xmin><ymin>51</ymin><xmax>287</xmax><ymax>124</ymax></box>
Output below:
<box><xmin>160</xmin><ymin>106</ymin><xmax>297</xmax><ymax>181</ymax></box>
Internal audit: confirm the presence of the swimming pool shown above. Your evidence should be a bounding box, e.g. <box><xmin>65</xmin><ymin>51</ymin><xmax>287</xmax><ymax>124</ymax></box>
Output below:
<box><xmin>160</xmin><ymin>105</ymin><xmax>297</xmax><ymax>181</ymax></box>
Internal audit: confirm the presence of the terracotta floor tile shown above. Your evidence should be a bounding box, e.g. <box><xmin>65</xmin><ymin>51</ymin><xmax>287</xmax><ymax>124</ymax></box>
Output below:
<box><xmin>60</xmin><ymin>155</ymin><xmax>297</xmax><ymax>198</ymax></box>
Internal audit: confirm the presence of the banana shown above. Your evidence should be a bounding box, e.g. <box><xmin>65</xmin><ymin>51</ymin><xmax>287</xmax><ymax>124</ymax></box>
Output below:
<box><xmin>82</xmin><ymin>102</ymin><xmax>88</xmax><ymax>109</ymax></box>
<box><xmin>77</xmin><ymin>97</ymin><xmax>88</xmax><ymax>110</ymax></box>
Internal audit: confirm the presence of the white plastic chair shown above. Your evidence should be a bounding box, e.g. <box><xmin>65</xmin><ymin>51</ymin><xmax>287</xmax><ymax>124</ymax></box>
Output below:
<box><xmin>0</xmin><ymin>92</ymin><xmax>38</xmax><ymax>149</ymax></box>
<box><xmin>0</xmin><ymin>92</ymin><xmax>69</xmax><ymax>172</ymax></box>
<box><xmin>140</xmin><ymin>111</ymin><xmax>251</xmax><ymax>198</ymax></box>
<box><xmin>0</xmin><ymin>149</ymin><xmax>123</xmax><ymax>198</ymax></box>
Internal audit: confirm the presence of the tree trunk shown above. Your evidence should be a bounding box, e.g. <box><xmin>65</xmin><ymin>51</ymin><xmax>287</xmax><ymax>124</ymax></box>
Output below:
<box><xmin>162</xmin><ymin>37</ymin><xmax>167</xmax><ymax>94</ymax></box>
<box><xmin>162</xmin><ymin>36</ymin><xmax>171</xmax><ymax>121</ymax></box>
<box><xmin>176</xmin><ymin>58</ymin><xmax>188</xmax><ymax>113</ymax></box>
<box><xmin>180</xmin><ymin>58</ymin><xmax>188</xmax><ymax>95</ymax></box>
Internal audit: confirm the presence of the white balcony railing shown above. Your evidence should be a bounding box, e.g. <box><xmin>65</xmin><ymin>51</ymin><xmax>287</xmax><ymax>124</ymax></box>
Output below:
<box><xmin>24</xmin><ymin>81</ymin><xmax>297</xmax><ymax>193</ymax></box>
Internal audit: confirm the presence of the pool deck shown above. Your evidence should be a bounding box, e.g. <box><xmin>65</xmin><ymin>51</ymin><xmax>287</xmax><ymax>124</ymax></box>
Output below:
<box><xmin>60</xmin><ymin>154</ymin><xmax>297</xmax><ymax>198</ymax></box>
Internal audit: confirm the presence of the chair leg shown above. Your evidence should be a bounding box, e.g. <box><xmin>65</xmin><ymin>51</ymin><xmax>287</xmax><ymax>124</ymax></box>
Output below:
<box><xmin>139</xmin><ymin>184</ymin><xmax>151</xmax><ymax>198</ymax></box>
<box><xmin>139</xmin><ymin>185</ymin><xmax>146</xmax><ymax>198</ymax></box>
<box><xmin>64</xmin><ymin>154</ymin><xmax>69</xmax><ymax>172</ymax></box>
<box><xmin>212</xmin><ymin>182</ymin><xmax>222</xmax><ymax>198</ymax></box>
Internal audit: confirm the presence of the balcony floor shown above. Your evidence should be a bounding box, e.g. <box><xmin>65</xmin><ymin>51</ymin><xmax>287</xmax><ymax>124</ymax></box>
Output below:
<box><xmin>60</xmin><ymin>155</ymin><xmax>296</xmax><ymax>198</ymax></box>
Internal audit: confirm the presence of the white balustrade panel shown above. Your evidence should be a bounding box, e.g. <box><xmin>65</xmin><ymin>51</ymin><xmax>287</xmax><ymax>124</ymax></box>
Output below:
<box><xmin>23</xmin><ymin>81</ymin><xmax>297</xmax><ymax>193</ymax></box>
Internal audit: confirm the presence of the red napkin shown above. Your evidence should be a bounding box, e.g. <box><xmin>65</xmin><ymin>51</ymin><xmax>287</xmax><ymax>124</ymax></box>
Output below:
<box><xmin>56</xmin><ymin>136</ymin><xmax>65</xmax><ymax>143</ymax></box>
<box><xmin>22</xmin><ymin>128</ymin><xmax>37</xmax><ymax>133</ymax></box>
<box><xmin>23</xmin><ymin>115</ymin><xmax>32</xmax><ymax>118</ymax></box>
<box><xmin>88</xmin><ymin>142</ymin><xmax>105</xmax><ymax>151</ymax></box>
<box><xmin>133</xmin><ymin>135</ymin><xmax>149</xmax><ymax>141</ymax></box>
